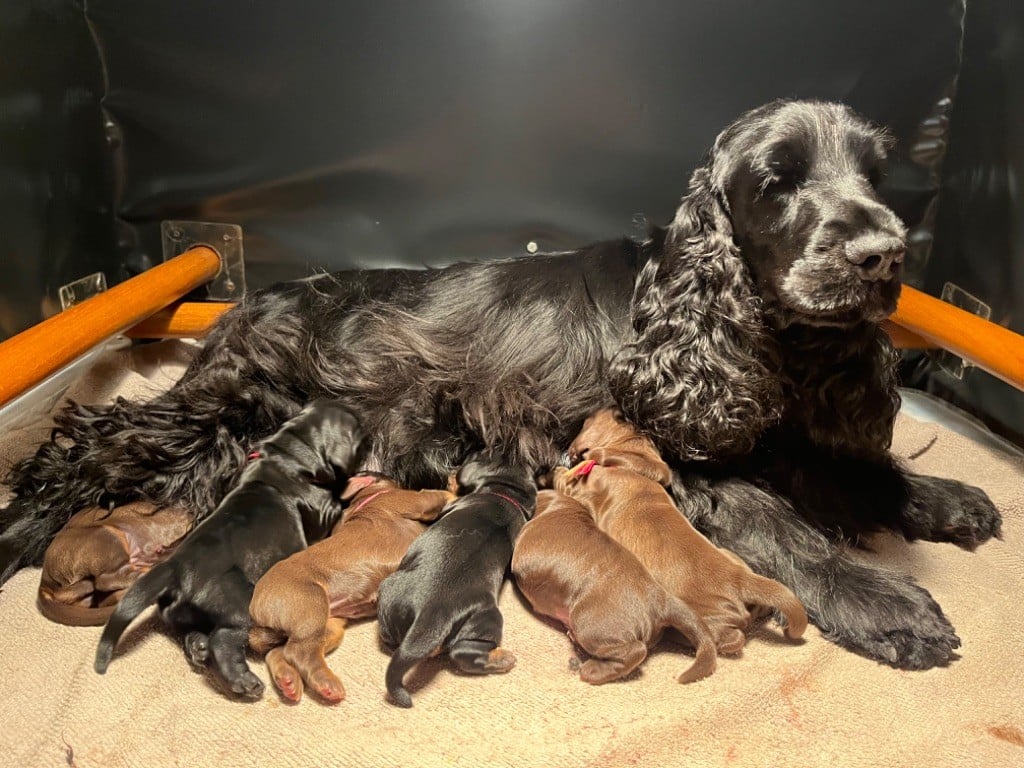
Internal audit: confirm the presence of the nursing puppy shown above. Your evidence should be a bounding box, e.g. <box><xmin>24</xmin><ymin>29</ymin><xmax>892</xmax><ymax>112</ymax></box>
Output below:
<box><xmin>377</xmin><ymin>450</ymin><xmax>534</xmax><ymax>708</ymax></box>
<box><xmin>39</xmin><ymin>502</ymin><xmax>192</xmax><ymax>626</ymax></box>
<box><xmin>564</xmin><ymin>410</ymin><xmax>808</xmax><ymax>653</ymax></box>
<box><xmin>249</xmin><ymin>475</ymin><xmax>455</xmax><ymax>703</ymax></box>
<box><xmin>95</xmin><ymin>400</ymin><xmax>365</xmax><ymax>699</ymax></box>
<box><xmin>512</xmin><ymin>488</ymin><xmax>716</xmax><ymax>684</ymax></box>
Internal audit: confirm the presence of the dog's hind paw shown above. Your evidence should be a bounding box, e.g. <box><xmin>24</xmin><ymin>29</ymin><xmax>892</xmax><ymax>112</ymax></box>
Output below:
<box><xmin>815</xmin><ymin>565</ymin><xmax>960</xmax><ymax>670</ymax></box>
<box><xmin>230</xmin><ymin>671</ymin><xmax>266</xmax><ymax>700</ymax></box>
<box><xmin>847</xmin><ymin>626</ymin><xmax>961</xmax><ymax>671</ymax></box>
<box><xmin>184</xmin><ymin>632</ymin><xmax>210</xmax><ymax>667</ymax></box>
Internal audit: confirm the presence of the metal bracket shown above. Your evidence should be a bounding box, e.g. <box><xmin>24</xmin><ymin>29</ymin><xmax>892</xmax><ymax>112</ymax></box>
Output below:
<box><xmin>59</xmin><ymin>271</ymin><xmax>108</xmax><ymax>310</ymax></box>
<box><xmin>930</xmin><ymin>282</ymin><xmax>992</xmax><ymax>381</ymax></box>
<box><xmin>161</xmin><ymin>221</ymin><xmax>246</xmax><ymax>300</ymax></box>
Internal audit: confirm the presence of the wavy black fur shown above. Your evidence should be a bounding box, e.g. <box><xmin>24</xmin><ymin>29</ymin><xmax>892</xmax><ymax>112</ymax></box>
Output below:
<box><xmin>0</xmin><ymin>100</ymin><xmax>1002</xmax><ymax>670</ymax></box>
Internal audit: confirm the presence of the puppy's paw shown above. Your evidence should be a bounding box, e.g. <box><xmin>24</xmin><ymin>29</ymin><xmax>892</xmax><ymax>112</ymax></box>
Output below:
<box><xmin>230</xmin><ymin>670</ymin><xmax>266</xmax><ymax>700</ymax></box>
<box><xmin>715</xmin><ymin>627</ymin><xmax>746</xmax><ymax>656</ymax></box>
<box><xmin>274</xmin><ymin>671</ymin><xmax>303</xmax><ymax>703</ymax></box>
<box><xmin>815</xmin><ymin>564</ymin><xmax>959</xmax><ymax>670</ymax></box>
<box><xmin>312</xmin><ymin>676</ymin><xmax>346</xmax><ymax>704</ymax></box>
<box><xmin>184</xmin><ymin>632</ymin><xmax>210</xmax><ymax>668</ymax></box>
<box><xmin>905</xmin><ymin>476</ymin><xmax>1002</xmax><ymax>550</ymax></box>
<box><xmin>482</xmin><ymin>647</ymin><xmax>517</xmax><ymax>674</ymax></box>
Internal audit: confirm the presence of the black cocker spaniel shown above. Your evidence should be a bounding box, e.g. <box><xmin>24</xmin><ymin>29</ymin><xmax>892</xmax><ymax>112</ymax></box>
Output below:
<box><xmin>0</xmin><ymin>99</ymin><xmax>1000</xmax><ymax>671</ymax></box>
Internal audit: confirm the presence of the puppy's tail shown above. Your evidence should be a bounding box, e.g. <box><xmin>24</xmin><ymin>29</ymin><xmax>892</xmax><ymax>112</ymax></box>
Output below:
<box><xmin>742</xmin><ymin>573</ymin><xmax>808</xmax><ymax>640</ymax></box>
<box><xmin>248</xmin><ymin>625</ymin><xmax>286</xmax><ymax>655</ymax></box>
<box><xmin>663</xmin><ymin>595</ymin><xmax>717</xmax><ymax>684</ymax></box>
<box><xmin>37</xmin><ymin>589</ymin><xmax>116</xmax><ymax>627</ymax></box>
<box><xmin>385</xmin><ymin>623</ymin><xmax>444</xmax><ymax>708</ymax></box>
<box><xmin>94</xmin><ymin>562</ymin><xmax>175</xmax><ymax>674</ymax></box>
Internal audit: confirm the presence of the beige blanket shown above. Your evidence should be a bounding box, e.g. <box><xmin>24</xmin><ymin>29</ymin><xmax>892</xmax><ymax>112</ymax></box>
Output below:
<box><xmin>1</xmin><ymin>341</ymin><xmax>1022</xmax><ymax>768</ymax></box>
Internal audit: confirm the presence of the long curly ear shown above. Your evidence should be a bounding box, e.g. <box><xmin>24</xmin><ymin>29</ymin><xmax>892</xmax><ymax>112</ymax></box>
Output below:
<box><xmin>608</xmin><ymin>164</ymin><xmax>782</xmax><ymax>461</ymax></box>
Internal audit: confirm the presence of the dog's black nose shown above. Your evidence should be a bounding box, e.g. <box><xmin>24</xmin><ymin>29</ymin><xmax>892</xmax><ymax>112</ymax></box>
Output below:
<box><xmin>844</xmin><ymin>235</ymin><xmax>905</xmax><ymax>281</ymax></box>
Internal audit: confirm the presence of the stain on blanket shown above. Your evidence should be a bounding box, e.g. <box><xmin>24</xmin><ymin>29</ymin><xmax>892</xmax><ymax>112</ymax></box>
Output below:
<box><xmin>987</xmin><ymin>724</ymin><xmax>1024</xmax><ymax>747</ymax></box>
<box><xmin>779</xmin><ymin>669</ymin><xmax>817</xmax><ymax>729</ymax></box>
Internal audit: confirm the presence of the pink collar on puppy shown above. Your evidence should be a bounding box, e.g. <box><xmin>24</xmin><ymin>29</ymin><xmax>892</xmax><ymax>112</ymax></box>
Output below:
<box><xmin>350</xmin><ymin>489</ymin><xmax>391</xmax><ymax>514</ymax></box>
<box><xmin>487</xmin><ymin>491</ymin><xmax>531</xmax><ymax>518</ymax></box>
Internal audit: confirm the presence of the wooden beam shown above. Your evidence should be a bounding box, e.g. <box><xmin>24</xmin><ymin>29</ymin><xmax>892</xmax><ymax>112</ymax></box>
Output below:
<box><xmin>125</xmin><ymin>301</ymin><xmax>235</xmax><ymax>339</ymax></box>
<box><xmin>890</xmin><ymin>284</ymin><xmax>1024</xmax><ymax>391</ymax></box>
<box><xmin>0</xmin><ymin>247</ymin><xmax>221</xmax><ymax>406</ymax></box>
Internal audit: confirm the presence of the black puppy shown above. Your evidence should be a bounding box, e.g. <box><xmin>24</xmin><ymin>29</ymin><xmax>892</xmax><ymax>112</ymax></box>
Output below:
<box><xmin>378</xmin><ymin>450</ymin><xmax>535</xmax><ymax>708</ymax></box>
<box><xmin>94</xmin><ymin>399</ymin><xmax>365</xmax><ymax>699</ymax></box>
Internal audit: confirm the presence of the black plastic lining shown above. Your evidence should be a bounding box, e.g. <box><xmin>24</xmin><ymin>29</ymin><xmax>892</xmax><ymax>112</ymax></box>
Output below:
<box><xmin>0</xmin><ymin>0</ymin><xmax>115</xmax><ymax>341</ymax></box>
<box><xmin>901</xmin><ymin>0</ymin><xmax>1024</xmax><ymax>446</ymax></box>
<box><xmin>82</xmin><ymin>0</ymin><xmax>964</xmax><ymax>289</ymax></box>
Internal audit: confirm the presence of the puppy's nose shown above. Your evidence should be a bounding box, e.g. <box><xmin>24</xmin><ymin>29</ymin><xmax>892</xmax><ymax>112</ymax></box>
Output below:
<box><xmin>844</xmin><ymin>235</ymin><xmax>905</xmax><ymax>281</ymax></box>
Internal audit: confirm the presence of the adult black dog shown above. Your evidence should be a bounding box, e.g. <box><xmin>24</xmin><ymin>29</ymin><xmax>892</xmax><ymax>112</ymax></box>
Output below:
<box><xmin>2</xmin><ymin>99</ymin><xmax>1001</xmax><ymax>670</ymax></box>
<box><xmin>94</xmin><ymin>399</ymin><xmax>364</xmax><ymax>698</ymax></box>
<box><xmin>378</xmin><ymin>450</ymin><xmax>534</xmax><ymax>707</ymax></box>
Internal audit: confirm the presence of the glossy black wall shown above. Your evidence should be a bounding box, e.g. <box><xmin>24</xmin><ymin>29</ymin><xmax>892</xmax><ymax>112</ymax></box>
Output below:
<box><xmin>904</xmin><ymin>0</ymin><xmax>1024</xmax><ymax>445</ymax></box>
<box><xmin>0</xmin><ymin>0</ymin><xmax>114</xmax><ymax>339</ymax></box>
<box><xmin>1</xmin><ymin>0</ymin><xmax>1020</xmax><ymax>441</ymax></box>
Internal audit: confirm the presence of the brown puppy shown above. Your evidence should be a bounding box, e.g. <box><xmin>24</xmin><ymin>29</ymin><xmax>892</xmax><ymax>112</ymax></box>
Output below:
<box><xmin>249</xmin><ymin>475</ymin><xmax>455</xmax><ymax>703</ymax></box>
<box><xmin>39</xmin><ymin>502</ymin><xmax>192</xmax><ymax>626</ymax></box>
<box><xmin>563</xmin><ymin>409</ymin><xmax>808</xmax><ymax>654</ymax></box>
<box><xmin>513</xmin><ymin>488</ymin><xmax>716</xmax><ymax>684</ymax></box>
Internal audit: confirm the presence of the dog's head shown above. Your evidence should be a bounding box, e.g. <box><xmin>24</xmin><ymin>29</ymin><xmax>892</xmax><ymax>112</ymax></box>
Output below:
<box><xmin>689</xmin><ymin>99</ymin><xmax>906</xmax><ymax>326</ymax></box>
<box><xmin>455</xmin><ymin>449</ymin><xmax>536</xmax><ymax>503</ymax></box>
<box><xmin>611</xmin><ymin>100</ymin><xmax>904</xmax><ymax>461</ymax></box>
<box><xmin>568</xmin><ymin>409</ymin><xmax>634</xmax><ymax>461</ymax></box>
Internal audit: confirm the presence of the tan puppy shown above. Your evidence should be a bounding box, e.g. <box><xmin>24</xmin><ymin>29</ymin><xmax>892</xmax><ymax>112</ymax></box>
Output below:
<box><xmin>513</xmin><ymin>488</ymin><xmax>716</xmax><ymax>684</ymax></box>
<box><xmin>39</xmin><ymin>502</ymin><xmax>192</xmax><ymax>626</ymax></box>
<box><xmin>249</xmin><ymin>475</ymin><xmax>454</xmax><ymax>703</ymax></box>
<box><xmin>562</xmin><ymin>409</ymin><xmax>808</xmax><ymax>654</ymax></box>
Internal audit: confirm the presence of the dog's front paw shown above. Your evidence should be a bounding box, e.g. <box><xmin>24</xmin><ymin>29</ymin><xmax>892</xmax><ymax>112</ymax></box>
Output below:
<box><xmin>814</xmin><ymin>562</ymin><xmax>959</xmax><ymax>670</ymax></box>
<box><xmin>905</xmin><ymin>475</ymin><xmax>1002</xmax><ymax>550</ymax></box>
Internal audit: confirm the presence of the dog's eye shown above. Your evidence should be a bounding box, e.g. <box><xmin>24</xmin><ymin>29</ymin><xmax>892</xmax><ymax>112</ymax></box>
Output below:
<box><xmin>866</xmin><ymin>164</ymin><xmax>887</xmax><ymax>189</ymax></box>
<box><xmin>763</xmin><ymin>170</ymin><xmax>799</xmax><ymax>195</ymax></box>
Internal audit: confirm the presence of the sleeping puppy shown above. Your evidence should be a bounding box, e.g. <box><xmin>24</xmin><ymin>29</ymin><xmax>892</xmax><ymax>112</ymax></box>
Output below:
<box><xmin>512</xmin><ymin>488</ymin><xmax>716</xmax><ymax>684</ymax></box>
<box><xmin>249</xmin><ymin>474</ymin><xmax>455</xmax><ymax>703</ymax></box>
<box><xmin>39</xmin><ymin>502</ymin><xmax>192</xmax><ymax>626</ymax></box>
<box><xmin>377</xmin><ymin>449</ymin><xmax>535</xmax><ymax>708</ymax></box>
<box><xmin>94</xmin><ymin>400</ymin><xmax>365</xmax><ymax>699</ymax></box>
<box><xmin>563</xmin><ymin>409</ymin><xmax>808</xmax><ymax>654</ymax></box>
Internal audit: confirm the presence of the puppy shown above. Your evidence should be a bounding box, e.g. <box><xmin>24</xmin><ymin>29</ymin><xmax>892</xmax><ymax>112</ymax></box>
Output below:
<box><xmin>39</xmin><ymin>502</ymin><xmax>192</xmax><ymax>626</ymax></box>
<box><xmin>563</xmin><ymin>410</ymin><xmax>808</xmax><ymax>654</ymax></box>
<box><xmin>249</xmin><ymin>474</ymin><xmax>455</xmax><ymax>703</ymax></box>
<box><xmin>377</xmin><ymin>449</ymin><xmax>535</xmax><ymax>708</ymax></box>
<box><xmin>94</xmin><ymin>399</ymin><xmax>365</xmax><ymax>699</ymax></box>
<box><xmin>513</xmin><ymin>488</ymin><xmax>716</xmax><ymax>684</ymax></box>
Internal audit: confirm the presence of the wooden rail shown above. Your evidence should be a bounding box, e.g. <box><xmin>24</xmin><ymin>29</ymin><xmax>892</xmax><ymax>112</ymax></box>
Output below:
<box><xmin>891</xmin><ymin>284</ymin><xmax>1024</xmax><ymax>391</ymax></box>
<box><xmin>125</xmin><ymin>301</ymin><xmax>235</xmax><ymax>339</ymax></box>
<box><xmin>0</xmin><ymin>246</ymin><xmax>221</xmax><ymax>407</ymax></box>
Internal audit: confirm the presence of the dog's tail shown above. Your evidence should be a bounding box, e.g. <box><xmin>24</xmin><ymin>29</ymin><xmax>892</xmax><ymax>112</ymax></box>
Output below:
<box><xmin>94</xmin><ymin>562</ymin><xmax>175</xmax><ymax>673</ymax></box>
<box><xmin>741</xmin><ymin>572</ymin><xmax>808</xmax><ymax>640</ymax></box>
<box><xmin>385</xmin><ymin>622</ymin><xmax>446</xmax><ymax>708</ymax></box>
<box><xmin>37</xmin><ymin>589</ymin><xmax>116</xmax><ymax>627</ymax></box>
<box><xmin>248</xmin><ymin>625</ymin><xmax>286</xmax><ymax>655</ymax></box>
<box><xmin>663</xmin><ymin>595</ymin><xmax>717</xmax><ymax>684</ymax></box>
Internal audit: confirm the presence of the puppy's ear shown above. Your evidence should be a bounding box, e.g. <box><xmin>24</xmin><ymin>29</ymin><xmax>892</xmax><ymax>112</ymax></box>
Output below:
<box><xmin>609</xmin><ymin>163</ymin><xmax>783</xmax><ymax>462</ymax></box>
<box><xmin>341</xmin><ymin>474</ymin><xmax>378</xmax><ymax>501</ymax></box>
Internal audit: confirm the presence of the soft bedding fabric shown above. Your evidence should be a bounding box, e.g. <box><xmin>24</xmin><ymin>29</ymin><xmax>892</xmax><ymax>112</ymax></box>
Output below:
<box><xmin>0</xmin><ymin>341</ymin><xmax>1021</xmax><ymax>768</ymax></box>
